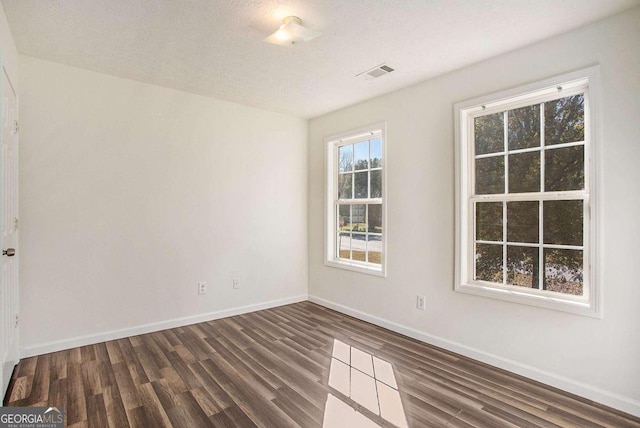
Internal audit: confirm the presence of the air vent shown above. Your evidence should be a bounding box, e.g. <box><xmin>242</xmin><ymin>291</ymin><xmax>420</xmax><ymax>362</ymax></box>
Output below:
<box><xmin>357</xmin><ymin>63</ymin><xmax>395</xmax><ymax>80</ymax></box>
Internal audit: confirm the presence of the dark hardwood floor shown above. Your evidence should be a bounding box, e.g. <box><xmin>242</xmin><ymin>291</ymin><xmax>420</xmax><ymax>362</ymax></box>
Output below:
<box><xmin>4</xmin><ymin>301</ymin><xmax>640</xmax><ymax>427</ymax></box>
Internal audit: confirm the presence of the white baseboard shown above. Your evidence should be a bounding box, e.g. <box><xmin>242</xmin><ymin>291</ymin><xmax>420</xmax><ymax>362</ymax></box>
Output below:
<box><xmin>308</xmin><ymin>294</ymin><xmax>640</xmax><ymax>418</ymax></box>
<box><xmin>20</xmin><ymin>294</ymin><xmax>308</xmax><ymax>359</ymax></box>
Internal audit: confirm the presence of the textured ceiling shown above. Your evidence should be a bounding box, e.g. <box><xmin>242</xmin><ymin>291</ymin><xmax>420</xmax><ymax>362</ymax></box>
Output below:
<box><xmin>2</xmin><ymin>0</ymin><xmax>638</xmax><ymax>118</ymax></box>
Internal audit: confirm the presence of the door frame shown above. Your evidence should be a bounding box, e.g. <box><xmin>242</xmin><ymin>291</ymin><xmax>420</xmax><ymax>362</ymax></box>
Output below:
<box><xmin>0</xmin><ymin>55</ymin><xmax>20</xmax><ymax>399</ymax></box>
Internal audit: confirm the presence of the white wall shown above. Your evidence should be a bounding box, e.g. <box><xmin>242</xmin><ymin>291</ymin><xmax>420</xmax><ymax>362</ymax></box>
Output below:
<box><xmin>0</xmin><ymin>3</ymin><xmax>18</xmax><ymax>89</ymax></box>
<box><xmin>19</xmin><ymin>56</ymin><xmax>308</xmax><ymax>354</ymax></box>
<box><xmin>309</xmin><ymin>8</ymin><xmax>640</xmax><ymax>416</ymax></box>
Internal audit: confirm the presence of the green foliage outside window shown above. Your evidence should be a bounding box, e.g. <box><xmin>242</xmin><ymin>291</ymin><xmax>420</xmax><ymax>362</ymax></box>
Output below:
<box><xmin>473</xmin><ymin>94</ymin><xmax>586</xmax><ymax>296</ymax></box>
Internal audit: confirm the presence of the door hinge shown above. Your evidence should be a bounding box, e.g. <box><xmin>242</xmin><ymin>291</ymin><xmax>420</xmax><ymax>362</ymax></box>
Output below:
<box><xmin>13</xmin><ymin>120</ymin><xmax>19</xmax><ymax>134</ymax></box>
<box><xmin>14</xmin><ymin>217</ymin><xmax>18</xmax><ymax>231</ymax></box>
<box><xmin>14</xmin><ymin>314</ymin><xmax>18</xmax><ymax>327</ymax></box>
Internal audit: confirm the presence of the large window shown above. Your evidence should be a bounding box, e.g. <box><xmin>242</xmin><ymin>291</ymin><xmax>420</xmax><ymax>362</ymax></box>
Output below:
<box><xmin>325</xmin><ymin>124</ymin><xmax>386</xmax><ymax>276</ymax></box>
<box><xmin>455</xmin><ymin>68</ymin><xmax>600</xmax><ymax>317</ymax></box>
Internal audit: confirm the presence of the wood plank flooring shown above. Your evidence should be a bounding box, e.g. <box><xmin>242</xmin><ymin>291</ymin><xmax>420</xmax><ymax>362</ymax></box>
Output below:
<box><xmin>4</xmin><ymin>301</ymin><xmax>640</xmax><ymax>427</ymax></box>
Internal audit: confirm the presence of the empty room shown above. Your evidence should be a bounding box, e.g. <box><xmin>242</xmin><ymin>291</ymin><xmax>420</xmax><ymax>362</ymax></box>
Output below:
<box><xmin>0</xmin><ymin>0</ymin><xmax>639</xmax><ymax>426</ymax></box>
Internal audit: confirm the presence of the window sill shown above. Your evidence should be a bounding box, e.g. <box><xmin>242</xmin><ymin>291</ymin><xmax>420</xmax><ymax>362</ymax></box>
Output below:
<box><xmin>455</xmin><ymin>282</ymin><xmax>601</xmax><ymax>318</ymax></box>
<box><xmin>325</xmin><ymin>259</ymin><xmax>386</xmax><ymax>277</ymax></box>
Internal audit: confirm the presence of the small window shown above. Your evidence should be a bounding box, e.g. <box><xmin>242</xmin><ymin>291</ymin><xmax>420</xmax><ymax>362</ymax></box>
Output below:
<box><xmin>325</xmin><ymin>124</ymin><xmax>386</xmax><ymax>276</ymax></box>
<box><xmin>455</xmin><ymin>68</ymin><xmax>600</xmax><ymax>317</ymax></box>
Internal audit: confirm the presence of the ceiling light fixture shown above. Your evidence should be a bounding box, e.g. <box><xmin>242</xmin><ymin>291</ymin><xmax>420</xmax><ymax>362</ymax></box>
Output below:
<box><xmin>265</xmin><ymin>16</ymin><xmax>320</xmax><ymax>47</ymax></box>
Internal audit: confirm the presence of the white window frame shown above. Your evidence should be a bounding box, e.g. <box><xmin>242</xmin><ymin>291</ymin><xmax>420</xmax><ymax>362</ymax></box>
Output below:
<box><xmin>454</xmin><ymin>67</ymin><xmax>601</xmax><ymax>317</ymax></box>
<box><xmin>325</xmin><ymin>122</ymin><xmax>387</xmax><ymax>277</ymax></box>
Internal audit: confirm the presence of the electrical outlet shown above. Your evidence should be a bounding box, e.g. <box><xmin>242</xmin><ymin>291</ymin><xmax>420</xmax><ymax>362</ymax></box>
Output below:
<box><xmin>416</xmin><ymin>295</ymin><xmax>426</xmax><ymax>310</ymax></box>
<box><xmin>198</xmin><ymin>282</ymin><xmax>207</xmax><ymax>295</ymax></box>
<box><xmin>232</xmin><ymin>279</ymin><xmax>240</xmax><ymax>289</ymax></box>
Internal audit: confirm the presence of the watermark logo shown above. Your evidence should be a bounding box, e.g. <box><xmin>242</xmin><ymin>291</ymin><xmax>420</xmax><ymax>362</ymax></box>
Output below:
<box><xmin>0</xmin><ymin>407</ymin><xmax>64</xmax><ymax>428</ymax></box>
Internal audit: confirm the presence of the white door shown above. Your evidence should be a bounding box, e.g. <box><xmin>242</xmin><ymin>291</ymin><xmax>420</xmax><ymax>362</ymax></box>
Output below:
<box><xmin>0</xmin><ymin>66</ymin><xmax>19</xmax><ymax>396</ymax></box>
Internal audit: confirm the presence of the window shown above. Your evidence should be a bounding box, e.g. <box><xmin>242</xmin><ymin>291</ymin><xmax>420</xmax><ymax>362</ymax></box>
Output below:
<box><xmin>455</xmin><ymin>68</ymin><xmax>600</xmax><ymax>317</ymax></box>
<box><xmin>325</xmin><ymin>124</ymin><xmax>386</xmax><ymax>276</ymax></box>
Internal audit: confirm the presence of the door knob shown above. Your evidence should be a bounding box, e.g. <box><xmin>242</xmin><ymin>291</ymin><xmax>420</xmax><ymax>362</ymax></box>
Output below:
<box><xmin>2</xmin><ymin>248</ymin><xmax>15</xmax><ymax>257</ymax></box>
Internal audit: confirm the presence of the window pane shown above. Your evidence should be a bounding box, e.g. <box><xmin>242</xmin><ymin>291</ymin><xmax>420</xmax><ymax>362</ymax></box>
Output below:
<box><xmin>367</xmin><ymin>235</ymin><xmax>382</xmax><ymax>265</ymax></box>
<box><xmin>338</xmin><ymin>173</ymin><xmax>353</xmax><ymax>199</ymax></box>
<box><xmin>368</xmin><ymin>204</ymin><xmax>382</xmax><ymax>234</ymax></box>
<box><xmin>351</xmin><ymin>204</ymin><xmax>366</xmax><ymax>232</ymax></box>
<box><xmin>507</xmin><ymin>246</ymin><xmax>539</xmax><ymax>288</ymax></box>
<box><xmin>338</xmin><ymin>205</ymin><xmax>351</xmax><ymax>232</ymax></box>
<box><xmin>476</xmin><ymin>202</ymin><xmax>502</xmax><ymax>242</ymax></box>
<box><xmin>354</xmin><ymin>171</ymin><xmax>368</xmax><ymax>198</ymax></box>
<box><xmin>354</xmin><ymin>141</ymin><xmax>369</xmax><ymax>170</ymax></box>
<box><xmin>544</xmin><ymin>248</ymin><xmax>583</xmax><ymax>295</ymax></box>
<box><xmin>370</xmin><ymin>170</ymin><xmax>382</xmax><ymax>198</ymax></box>
<box><xmin>370</xmin><ymin>138</ymin><xmax>382</xmax><ymax>168</ymax></box>
<box><xmin>543</xmin><ymin>200</ymin><xmax>583</xmax><ymax>246</ymax></box>
<box><xmin>332</xmin><ymin>131</ymin><xmax>384</xmax><ymax>271</ymax></box>
<box><xmin>508</xmin><ymin>151</ymin><xmax>540</xmax><ymax>193</ymax></box>
<box><xmin>475</xmin><ymin>244</ymin><xmax>503</xmax><ymax>283</ymax></box>
<box><xmin>475</xmin><ymin>113</ymin><xmax>504</xmax><ymax>155</ymax></box>
<box><xmin>545</xmin><ymin>94</ymin><xmax>584</xmax><ymax>145</ymax></box>
<box><xmin>545</xmin><ymin>146</ymin><xmax>584</xmax><ymax>191</ymax></box>
<box><xmin>507</xmin><ymin>201</ymin><xmax>539</xmax><ymax>243</ymax></box>
<box><xmin>508</xmin><ymin>105</ymin><xmax>540</xmax><ymax>150</ymax></box>
<box><xmin>475</xmin><ymin>156</ymin><xmax>504</xmax><ymax>194</ymax></box>
<box><xmin>351</xmin><ymin>233</ymin><xmax>367</xmax><ymax>261</ymax></box>
<box><xmin>339</xmin><ymin>145</ymin><xmax>353</xmax><ymax>172</ymax></box>
<box><xmin>338</xmin><ymin>232</ymin><xmax>351</xmax><ymax>260</ymax></box>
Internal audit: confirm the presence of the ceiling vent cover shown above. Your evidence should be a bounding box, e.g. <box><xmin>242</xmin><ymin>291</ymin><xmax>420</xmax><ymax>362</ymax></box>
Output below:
<box><xmin>357</xmin><ymin>64</ymin><xmax>395</xmax><ymax>80</ymax></box>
